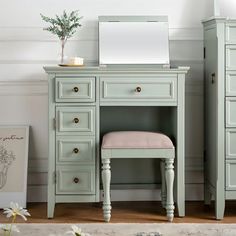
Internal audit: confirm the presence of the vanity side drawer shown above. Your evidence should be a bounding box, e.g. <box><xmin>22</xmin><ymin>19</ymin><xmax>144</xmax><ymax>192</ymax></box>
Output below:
<box><xmin>226</xmin><ymin>72</ymin><xmax>236</xmax><ymax>96</ymax></box>
<box><xmin>226</xmin><ymin>23</ymin><xmax>236</xmax><ymax>44</ymax></box>
<box><xmin>100</xmin><ymin>77</ymin><xmax>177</xmax><ymax>102</ymax></box>
<box><xmin>56</xmin><ymin>166</ymin><xmax>95</xmax><ymax>194</ymax></box>
<box><xmin>226</xmin><ymin>98</ymin><xmax>236</xmax><ymax>127</ymax></box>
<box><xmin>56</xmin><ymin>136</ymin><xmax>95</xmax><ymax>164</ymax></box>
<box><xmin>56</xmin><ymin>107</ymin><xmax>95</xmax><ymax>135</ymax></box>
<box><xmin>226</xmin><ymin>129</ymin><xmax>236</xmax><ymax>159</ymax></box>
<box><xmin>226</xmin><ymin>45</ymin><xmax>236</xmax><ymax>70</ymax></box>
<box><xmin>55</xmin><ymin>77</ymin><xmax>95</xmax><ymax>102</ymax></box>
<box><xmin>226</xmin><ymin>160</ymin><xmax>236</xmax><ymax>190</ymax></box>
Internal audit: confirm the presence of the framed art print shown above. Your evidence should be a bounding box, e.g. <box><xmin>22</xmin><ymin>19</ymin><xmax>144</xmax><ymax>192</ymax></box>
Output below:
<box><xmin>0</xmin><ymin>126</ymin><xmax>29</xmax><ymax>208</ymax></box>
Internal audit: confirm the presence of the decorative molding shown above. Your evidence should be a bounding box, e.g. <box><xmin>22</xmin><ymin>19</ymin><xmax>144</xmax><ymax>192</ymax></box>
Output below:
<box><xmin>0</xmin><ymin>81</ymin><xmax>47</xmax><ymax>95</ymax></box>
<box><xmin>0</xmin><ymin>27</ymin><xmax>203</xmax><ymax>42</ymax></box>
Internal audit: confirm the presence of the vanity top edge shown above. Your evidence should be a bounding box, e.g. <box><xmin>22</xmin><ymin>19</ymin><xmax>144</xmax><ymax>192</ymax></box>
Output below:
<box><xmin>43</xmin><ymin>65</ymin><xmax>190</xmax><ymax>74</ymax></box>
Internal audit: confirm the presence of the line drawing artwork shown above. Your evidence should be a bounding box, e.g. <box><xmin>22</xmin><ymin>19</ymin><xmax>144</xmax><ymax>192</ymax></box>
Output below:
<box><xmin>0</xmin><ymin>145</ymin><xmax>15</xmax><ymax>189</ymax></box>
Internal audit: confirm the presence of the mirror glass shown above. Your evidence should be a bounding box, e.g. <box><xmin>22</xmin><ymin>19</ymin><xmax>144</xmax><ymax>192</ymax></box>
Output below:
<box><xmin>99</xmin><ymin>19</ymin><xmax>169</xmax><ymax>65</ymax></box>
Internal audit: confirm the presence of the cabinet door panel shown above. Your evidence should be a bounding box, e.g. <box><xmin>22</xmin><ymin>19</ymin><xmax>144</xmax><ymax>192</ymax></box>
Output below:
<box><xmin>226</xmin><ymin>98</ymin><xmax>236</xmax><ymax>127</ymax></box>
<box><xmin>226</xmin><ymin>160</ymin><xmax>236</xmax><ymax>190</ymax></box>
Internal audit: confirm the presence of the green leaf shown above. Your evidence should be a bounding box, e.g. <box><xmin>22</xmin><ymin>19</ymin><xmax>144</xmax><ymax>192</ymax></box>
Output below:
<box><xmin>40</xmin><ymin>10</ymin><xmax>82</xmax><ymax>40</ymax></box>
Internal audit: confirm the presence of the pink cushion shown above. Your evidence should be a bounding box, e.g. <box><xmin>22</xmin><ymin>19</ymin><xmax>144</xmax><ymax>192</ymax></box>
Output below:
<box><xmin>102</xmin><ymin>131</ymin><xmax>174</xmax><ymax>149</ymax></box>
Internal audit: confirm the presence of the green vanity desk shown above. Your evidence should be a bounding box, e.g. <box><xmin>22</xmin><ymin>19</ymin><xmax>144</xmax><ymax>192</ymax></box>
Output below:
<box><xmin>44</xmin><ymin>65</ymin><xmax>189</xmax><ymax>218</ymax></box>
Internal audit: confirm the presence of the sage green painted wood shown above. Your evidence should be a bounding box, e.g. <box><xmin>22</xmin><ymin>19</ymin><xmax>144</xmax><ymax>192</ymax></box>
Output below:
<box><xmin>101</xmin><ymin>146</ymin><xmax>175</xmax><ymax>222</ymax></box>
<box><xmin>226</xmin><ymin>160</ymin><xmax>236</xmax><ymax>190</ymax></box>
<box><xmin>226</xmin><ymin>45</ymin><xmax>236</xmax><ymax>70</ymax></box>
<box><xmin>226</xmin><ymin>72</ymin><xmax>236</xmax><ymax>96</ymax></box>
<box><xmin>101</xmin><ymin>148</ymin><xmax>174</xmax><ymax>159</ymax></box>
<box><xmin>100</xmin><ymin>76</ymin><xmax>177</xmax><ymax>103</ymax></box>
<box><xmin>226</xmin><ymin>129</ymin><xmax>236</xmax><ymax>159</ymax></box>
<box><xmin>44</xmin><ymin>65</ymin><xmax>189</xmax><ymax>218</ymax></box>
<box><xmin>56</xmin><ymin>106</ymin><xmax>95</xmax><ymax>135</ymax></box>
<box><xmin>55</xmin><ymin>195</ymin><xmax>96</xmax><ymax>202</ymax></box>
<box><xmin>225</xmin><ymin>191</ymin><xmax>236</xmax><ymax>199</ymax></box>
<box><xmin>226</xmin><ymin>98</ymin><xmax>236</xmax><ymax>127</ymax></box>
<box><xmin>56</xmin><ymin>136</ymin><xmax>95</xmax><ymax>164</ymax></box>
<box><xmin>203</xmin><ymin>17</ymin><xmax>228</xmax><ymax>219</ymax></box>
<box><xmin>47</xmin><ymin>75</ymin><xmax>56</xmax><ymax>219</ymax></box>
<box><xmin>56</xmin><ymin>165</ymin><xmax>95</xmax><ymax>194</ymax></box>
<box><xmin>55</xmin><ymin>77</ymin><xmax>95</xmax><ymax>103</ymax></box>
<box><xmin>226</xmin><ymin>23</ymin><xmax>236</xmax><ymax>44</ymax></box>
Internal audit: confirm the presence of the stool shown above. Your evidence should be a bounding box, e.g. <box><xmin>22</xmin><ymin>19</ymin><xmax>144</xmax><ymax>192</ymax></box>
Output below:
<box><xmin>101</xmin><ymin>131</ymin><xmax>175</xmax><ymax>222</ymax></box>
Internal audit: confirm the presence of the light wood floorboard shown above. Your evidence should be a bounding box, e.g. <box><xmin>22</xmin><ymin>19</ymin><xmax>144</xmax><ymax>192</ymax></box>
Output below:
<box><xmin>1</xmin><ymin>201</ymin><xmax>236</xmax><ymax>223</ymax></box>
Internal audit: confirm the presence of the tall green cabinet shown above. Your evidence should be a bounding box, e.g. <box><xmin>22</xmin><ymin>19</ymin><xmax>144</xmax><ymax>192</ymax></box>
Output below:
<box><xmin>203</xmin><ymin>17</ymin><xmax>236</xmax><ymax>219</ymax></box>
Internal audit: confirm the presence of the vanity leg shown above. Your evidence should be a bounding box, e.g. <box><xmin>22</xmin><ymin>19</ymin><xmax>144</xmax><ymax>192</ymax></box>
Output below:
<box><xmin>161</xmin><ymin>159</ymin><xmax>166</xmax><ymax>208</ymax></box>
<box><xmin>165</xmin><ymin>159</ymin><xmax>175</xmax><ymax>222</ymax></box>
<box><xmin>102</xmin><ymin>158</ymin><xmax>111</xmax><ymax>222</ymax></box>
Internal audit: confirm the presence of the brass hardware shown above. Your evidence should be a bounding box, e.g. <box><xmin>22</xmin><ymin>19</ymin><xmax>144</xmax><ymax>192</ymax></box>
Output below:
<box><xmin>73</xmin><ymin>148</ymin><xmax>79</xmax><ymax>154</ymax></box>
<box><xmin>73</xmin><ymin>118</ymin><xmax>79</xmax><ymax>123</ymax></box>
<box><xmin>135</xmin><ymin>86</ymin><xmax>142</xmax><ymax>92</ymax></box>
<box><xmin>73</xmin><ymin>177</ymin><xmax>79</xmax><ymax>183</ymax></box>
<box><xmin>211</xmin><ymin>73</ymin><xmax>216</xmax><ymax>84</ymax></box>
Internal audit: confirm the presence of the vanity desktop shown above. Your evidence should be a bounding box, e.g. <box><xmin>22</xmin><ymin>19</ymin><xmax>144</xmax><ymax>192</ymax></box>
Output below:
<box><xmin>44</xmin><ymin>65</ymin><xmax>189</xmax><ymax>218</ymax></box>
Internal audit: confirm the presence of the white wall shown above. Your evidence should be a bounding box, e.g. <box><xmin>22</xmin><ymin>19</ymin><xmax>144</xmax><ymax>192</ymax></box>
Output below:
<box><xmin>0</xmin><ymin>0</ymin><xmax>211</xmax><ymax>201</ymax></box>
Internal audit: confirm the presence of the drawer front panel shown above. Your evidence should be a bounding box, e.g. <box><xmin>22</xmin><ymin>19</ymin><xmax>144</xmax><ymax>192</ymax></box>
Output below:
<box><xmin>226</xmin><ymin>160</ymin><xmax>236</xmax><ymax>190</ymax></box>
<box><xmin>56</xmin><ymin>166</ymin><xmax>95</xmax><ymax>194</ymax></box>
<box><xmin>226</xmin><ymin>24</ymin><xmax>236</xmax><ymax>44</ymax></box>
<box><xmin>226</xmin><ymin>129</ymin><xmax>236</xmax><ymax>159</ymax></box>
<box><xmin>56</xmin><ymin>107</ymin><xmax>95</xmax><ymax>135</ymax></box>
<box><xmin>55</xmin><ymin>77</ymin><xmax>95</xmax><ymax>102</ymax></box>
<box><xmin>100</xmin><ymin>77</ymin><xmax>177</xmax><ymax>102</ymax></box>
<box><xmin>226</xmin><ymin>72</ymin><xmax>236</xmax><ymax>96</ymax></box>
<box><xmin>226</xmin><ymin>45</ymin><xmax>236</xmax><ymax>70</ymax></box>
<box><xmin>57</xmin><ymin>136</ymin><xmax>95</xmax><ymax>164</ymax></box>
<box><xmin>226</xmin><ymin>98</ymin><xmax>236</xmax><ymax>127</ymax></box>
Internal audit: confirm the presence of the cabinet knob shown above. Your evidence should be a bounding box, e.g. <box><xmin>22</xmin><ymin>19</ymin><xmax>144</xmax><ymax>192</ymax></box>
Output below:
<box><xmin>73</xmin><ymin>118</ymin><xmax>79</xmax><ymax>123</ymax></box>
<box><xmin>135</xmin><ymin>86</ymin><xmax>142</xmax><ymax>93</ymax></box>
<box><xmin>73</xmin><ymin>177</ymin><xmax>79</xmax><ymax>183</ymax></box>
<box><xmin>73</xmin><ymin>87</ymin><xmax>79</xmax><ymax>92</ymax></box>
<box><xmin>73</xmin><ymin>148</ymin><xmax>79</xmax><ymax>154</ymax></box>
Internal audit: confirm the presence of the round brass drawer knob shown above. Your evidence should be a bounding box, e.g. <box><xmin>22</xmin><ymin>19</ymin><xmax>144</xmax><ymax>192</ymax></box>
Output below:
<box><xmin>73</xmin><ymin>118</ymin><xmax>79</xmax><ymax>123</ymax></box>
<box><xmin>73</xmin><ymin>87</ymin><xmax>79</xmax><ymax>92</ymax></box>
<box><xmin>73</xmin><ymin>148</ymin><xmax>79</xmax><ymax>154</ymax></box>
<box><xmin>73</xmin><ymin>177</ymin><xmax>79</xmax><ymax>184</ymax></box>
<box><xmin>135</xmin><ymin>86</ymin><xmax>142</xmax><ymax>93</ymax></box>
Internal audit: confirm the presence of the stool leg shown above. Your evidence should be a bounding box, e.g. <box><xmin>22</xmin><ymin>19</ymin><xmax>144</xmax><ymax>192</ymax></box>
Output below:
<box><xmin>102</xmin><ymin>158</ymin><xmax>111</xmax><ymax>222</ymax></box>
<box><xmin>165</xmin><ymin>158</ymin><xmax>175</xmax><ymax>222</ymax></box>
<box><xmin>160</xmin><ymin>159</ymin><xmax>166</xmax><ymax>208</ymax></box>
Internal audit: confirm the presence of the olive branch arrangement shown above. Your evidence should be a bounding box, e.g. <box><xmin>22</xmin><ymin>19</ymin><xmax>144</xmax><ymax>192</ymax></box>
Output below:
<box><xmin>40</xmin><ymin>10</ymin><xmax>83</xmax><ymax>64</ymax></box>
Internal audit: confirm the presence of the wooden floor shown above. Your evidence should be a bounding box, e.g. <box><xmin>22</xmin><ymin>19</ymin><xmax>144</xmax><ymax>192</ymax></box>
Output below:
<box><xmin>1</xmin><ymin>201</ymin><xmax>236</xmax><ymax>223</ymax></box>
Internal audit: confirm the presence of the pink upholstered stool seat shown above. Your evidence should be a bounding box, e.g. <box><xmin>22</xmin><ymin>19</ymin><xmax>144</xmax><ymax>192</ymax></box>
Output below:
<box><xmin>102</xmin><ymin>131</ymin><xmax>174</xmax><ymax>149</ymax></box>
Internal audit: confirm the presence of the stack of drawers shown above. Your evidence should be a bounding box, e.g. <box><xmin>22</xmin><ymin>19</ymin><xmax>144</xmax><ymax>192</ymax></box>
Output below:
<box><xmin>55</xmin><ymin>77</ymin><xmax>96</xmax><ymax>196</ymax></box>
<box><xmin>225</xmin><ymin>24</ymin><xmax>236</xmax><ymax>191</ymax></box>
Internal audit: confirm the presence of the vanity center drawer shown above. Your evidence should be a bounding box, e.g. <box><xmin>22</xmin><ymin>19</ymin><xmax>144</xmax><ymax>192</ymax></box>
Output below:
<box><xmin>100</xmin><ymin>77</ymin><xmax>177</xmax><ymax>102</ymax></box>
<box><xmin>55</xmin><ymin>77</ymin><xmax>95</xmax><ymax>102</ymax></box>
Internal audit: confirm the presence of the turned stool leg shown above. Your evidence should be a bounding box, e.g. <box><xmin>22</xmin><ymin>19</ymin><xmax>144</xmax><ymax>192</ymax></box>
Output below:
<box><xmin>160</xmin><ymin>159</ymin><xmax>166</xmax><ymax>208</ymax></box>
<box><xmin>102</xmin><ymin>158</ymin><xmax>111</xmax><ymax>222</ymax></box>
<box><xmin>165</xmin><ymin>158</ymin><xmax>175</xmax><ymax>222</ymax></box>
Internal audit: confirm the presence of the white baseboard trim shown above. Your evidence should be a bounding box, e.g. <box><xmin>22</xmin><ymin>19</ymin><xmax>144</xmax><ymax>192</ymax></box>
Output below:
<box><xmin>27</xmin><ymin>184</ymin><xmax>204</xmax><ymax>203</ymax></box>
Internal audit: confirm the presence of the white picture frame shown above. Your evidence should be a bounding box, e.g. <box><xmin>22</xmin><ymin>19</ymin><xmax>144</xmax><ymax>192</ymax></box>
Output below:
<box><xmin>0</xmin><ymin>125</ymin><xmax>29</xmax><ymax>208</ymax></box>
